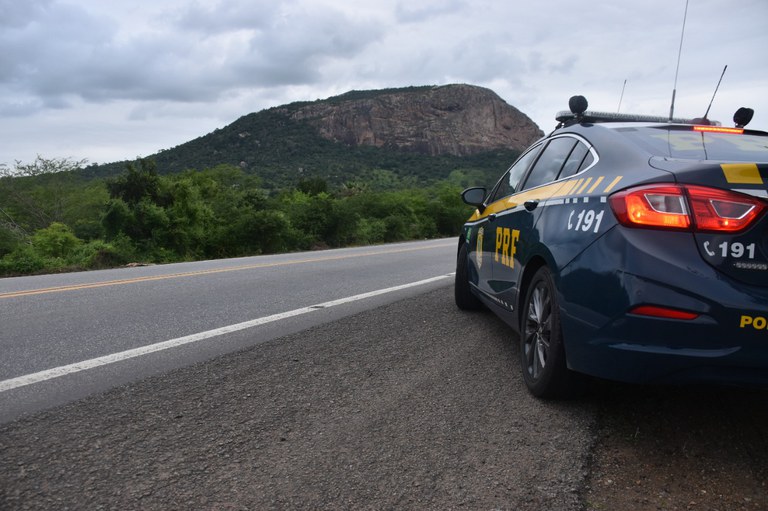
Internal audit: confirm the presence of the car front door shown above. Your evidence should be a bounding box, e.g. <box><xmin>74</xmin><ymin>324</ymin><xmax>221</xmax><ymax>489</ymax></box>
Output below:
<box><xmin>473</xmin><ymin>145</ymin><xmax>543</xmax><ymax>306</ymax></box>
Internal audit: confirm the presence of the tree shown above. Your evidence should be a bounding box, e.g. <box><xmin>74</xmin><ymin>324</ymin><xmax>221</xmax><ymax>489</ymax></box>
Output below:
<box><xmin>278</xmin><ymin>190</ymin><xmax>338</xmax><ymax>248</ymax></box>
<box><xmin>296</xmin><ymin>177</ymin><xmax>328</xmax><ymax>196</ymax></box>
<box><xmin>0</xmin><ymin>156</ymin><xmax>89</xmax><ymax>232</ymax></box>
<box><xmin>106</xmin><ymin>158</ymin><xmax>165</xmax><ymax>206</ymax></box>
<box><xmin>102</xmin><ymin>159</ymin><xmax>171</xmax><ymax>258</ymax></box>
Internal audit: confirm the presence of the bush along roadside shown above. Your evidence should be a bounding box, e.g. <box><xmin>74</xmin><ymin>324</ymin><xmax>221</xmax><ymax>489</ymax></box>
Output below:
<box><xmin>0</xmin><ymin>158</ymin><xmax>478</xmax><ymax>276</ymax></box>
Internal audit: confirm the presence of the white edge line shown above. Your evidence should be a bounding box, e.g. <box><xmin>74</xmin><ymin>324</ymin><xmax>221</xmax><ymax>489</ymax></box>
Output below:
<box><xmin>0</xmin><ymin>274</ymin><xmax>454</xmax><ymax>393</ymax></box>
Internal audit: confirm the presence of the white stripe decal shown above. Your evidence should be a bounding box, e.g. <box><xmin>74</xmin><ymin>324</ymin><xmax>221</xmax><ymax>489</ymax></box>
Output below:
<box><xmin>733</xmin><ymin>188</ymin><xmax>768</xmax><ymax>198</ymax></box>
<box><xmin>0</xmin><ymin>274</ymin><xmax>453</xmax><ymax>393</ymax></box>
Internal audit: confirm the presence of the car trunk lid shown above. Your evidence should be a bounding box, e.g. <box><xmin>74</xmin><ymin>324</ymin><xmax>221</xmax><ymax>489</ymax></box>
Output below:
<box><xmin>650</xmin><ymin>158</ymin><xmax>768</xmax><ymax>287</ymax></box>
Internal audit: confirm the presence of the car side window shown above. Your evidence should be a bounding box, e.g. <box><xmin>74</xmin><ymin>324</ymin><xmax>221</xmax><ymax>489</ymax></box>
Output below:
<box><xmin>489</xmin><ymin>145</ymin><xmax>542</xmax><ymax>203</ymax></box>
<box><xmin>558</xmin><ymin>141</ymin><xmax>591</xmax><ymax>179</ymax></box>
<box><xmin>522</xmin><ymin>137</ymin><xmax>578</xmax><ymax>190</ymax></box>
<box><xmin>577</xmin><ymin>150</ymin><xmax>594</xmax><ymax>173</ymax></box>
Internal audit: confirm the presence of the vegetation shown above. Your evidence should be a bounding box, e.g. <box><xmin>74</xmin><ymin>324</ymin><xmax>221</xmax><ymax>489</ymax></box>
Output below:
<box><xmin>0</xmin><ymin>151</ymin><xmax>511</xmax><ymax>277</ymax></box>
<box><xmin>82</xmin><ymin>105</ymin><xmax>518</xmax><ymax>189</ymax></box>
<box><xmin>1</xmin><ymin>93</ymin><xmax>524</xmax><ymax>276</ymax></box>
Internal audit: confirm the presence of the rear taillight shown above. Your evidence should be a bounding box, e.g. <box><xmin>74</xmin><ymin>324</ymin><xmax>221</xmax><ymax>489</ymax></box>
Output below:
<box><xmin>685</xmin><ymin>185</ymin><xmax>762</xmax><ymax>232</ymax></box>
<box><xmin>610</xmin><ymin>184</ymin><xmax>765</xmax><ymax>233</ymax></box>
<box><xmin>610</xmin><ymin>185</ymin><xmax>691</xmax><ymax>230</ymax></box>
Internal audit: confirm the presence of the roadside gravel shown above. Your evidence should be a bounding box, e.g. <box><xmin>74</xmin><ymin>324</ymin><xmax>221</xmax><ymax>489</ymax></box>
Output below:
<box><xmin>584</xmin><ymin>382</ymin><xmax>768</xmax><ymax>510</ymax></box>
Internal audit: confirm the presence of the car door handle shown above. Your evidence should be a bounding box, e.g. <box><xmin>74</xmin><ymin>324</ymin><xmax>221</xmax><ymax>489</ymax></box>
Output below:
<box><xmin>524</xmin><ymin>200</ymin><xmax>540</xmax><ymax>211</ymax></box>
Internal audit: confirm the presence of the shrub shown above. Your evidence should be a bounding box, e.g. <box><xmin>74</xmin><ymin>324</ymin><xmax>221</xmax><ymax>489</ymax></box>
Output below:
<box><xmin>0</xmin><ymin>246</ymin><xmax>47</xmax><ymax>276</ymax></box>
<box><xmin>31</xmin><ymin>222</ymin><xmax>82</xmax><ymax>259</ymax></box>
<box><xmin>73</xmin><ymin>240</ymin><xmax>130</xmax><ymax>269</ymax></box>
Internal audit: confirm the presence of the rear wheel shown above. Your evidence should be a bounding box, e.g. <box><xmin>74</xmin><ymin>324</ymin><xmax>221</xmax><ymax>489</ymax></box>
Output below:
<box><xmin>520</xmin><ymin>266</ymin><xmax>577</xmax><ymax>398</ymax></box>
<box><xmin>455</xmin><ymin>243</ymin><xmax>482</xmax><ymax>310</ymax></box>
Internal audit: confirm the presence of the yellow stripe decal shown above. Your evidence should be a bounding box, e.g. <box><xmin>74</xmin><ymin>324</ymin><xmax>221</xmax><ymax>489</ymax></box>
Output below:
<box><xmin>721</xmin><ymin>163</ymin><xmax>763</xmax><ymax>184</ymax></box>
<box><xmin>577</xmin><ymin>177</ymin><xmax>593</xmax><ymax>195</ymax></box>
<box><xmin>587</xmin><ymin>176</ymin><xmax>604</xmax><ymax>194</ymax></box>
<box><xmin>468</xmin><ymin>174</ymin><xmax>623</xmax><ymax>221</ymax></box>
<box><xmin>603</xmin><ymin>176</ymin><xmax>623</xmax><ymax>193</ymax></box>
<box><xmin>570</xmin><ymin>179</ymin><xmax>584</xmax><ymax>195</ymax></box>
<box><xmin>469</xmin><ymin>179</ymin><xmax>576</xmax><ymax>221</ymax></box>
<box><xmin>551</xmin><ymin>180</ymin><xmax>575</xmax><ymax>197</ymax></box>
<box><xmin>553</xmin><ymin>180</ymin><xmax>575</xmax><ymax>197</ymax></box>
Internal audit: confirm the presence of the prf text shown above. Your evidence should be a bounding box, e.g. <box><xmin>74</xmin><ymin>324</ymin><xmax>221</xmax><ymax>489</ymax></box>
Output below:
<box><xmin>495</xmin><ymin>227</ymin><xmax>520</xmax><ymax>269</ymax></box>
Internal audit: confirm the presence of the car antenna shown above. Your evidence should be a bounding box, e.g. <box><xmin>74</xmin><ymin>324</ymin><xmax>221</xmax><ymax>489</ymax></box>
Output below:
<box><xmin>701</xmin><ymin>64</ymin><xmax>727</xmax><ymax>123</ymax></box>
<box><xmin>617</xmin><ymin>79</ymin><xmax>627</xmax><ymax>113</ymax></box>
<box><xmin>669</xmin><ymin>0</ymin><xmax>689</xmax><ymax>121</ymax></box>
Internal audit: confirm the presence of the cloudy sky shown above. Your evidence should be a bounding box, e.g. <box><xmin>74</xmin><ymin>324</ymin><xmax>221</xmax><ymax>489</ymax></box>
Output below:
<box><xmin>2</xmin><ymin>0</ymin><xmax>766</xmax><ymax>168</ymax></box>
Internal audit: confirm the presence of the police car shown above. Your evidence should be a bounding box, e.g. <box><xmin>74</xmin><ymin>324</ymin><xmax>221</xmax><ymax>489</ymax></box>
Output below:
<box><xmin>455</xmin><ymin>96</ymin><xmax>768</xmax><ymax>398</ymax></box>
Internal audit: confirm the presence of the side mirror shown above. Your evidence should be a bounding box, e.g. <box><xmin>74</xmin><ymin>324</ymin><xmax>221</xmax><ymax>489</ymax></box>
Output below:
<box><xmin>461</xmin><ymin>187</ymin><xmax>487</xmax><ymax>211</ymax></box>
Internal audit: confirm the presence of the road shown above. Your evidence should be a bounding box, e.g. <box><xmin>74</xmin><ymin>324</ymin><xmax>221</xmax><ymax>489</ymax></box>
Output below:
<box><xmin>1</xmin><ymin>284</ymin><xmax>594</xmax><ymax>510</ymax></box>
<box><xmin>0</xmin><ymin>239</ymin><xmax>456</xmax><ymax>423</ymax></box>
<box><xmin>1</xmin><ymin>240</ymin><xmax>766</xmax><ymax>510</ymax></box>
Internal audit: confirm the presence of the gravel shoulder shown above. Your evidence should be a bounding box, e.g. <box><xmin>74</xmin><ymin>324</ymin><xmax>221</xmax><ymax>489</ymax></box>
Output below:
<box><xmin>583</xmin><ymin>382</ymin><xmax>768</xmax><ymax>511</ymax></box>
<box><xmin>1</xmin><ymin>286</ymin><xmax>766</xmax><ymax>510</ymax></box>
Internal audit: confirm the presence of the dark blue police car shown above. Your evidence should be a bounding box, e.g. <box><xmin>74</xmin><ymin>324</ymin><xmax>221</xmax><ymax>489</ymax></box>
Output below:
<box><xmin>455</xmin><ymin>97</ymin><xmax>768</xmax><ymax>398</ymax></box>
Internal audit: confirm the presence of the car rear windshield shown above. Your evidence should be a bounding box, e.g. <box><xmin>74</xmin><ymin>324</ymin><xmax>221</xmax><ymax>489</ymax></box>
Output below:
<box><xmin>615</xmin><ymin>126</ymin><xmax>768</xmax><ymax>162</ymax></box>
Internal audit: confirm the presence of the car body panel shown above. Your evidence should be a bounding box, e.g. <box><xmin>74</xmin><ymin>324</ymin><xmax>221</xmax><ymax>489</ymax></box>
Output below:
<box><xmin>559</xmin><ymin>227</ymin><xmax>768</xmax><ymax>385</ymax></box>
<box><xmin>458</xmin><ymin>118</ymin><xmax>768</xmax><ymax>388</ymax></box>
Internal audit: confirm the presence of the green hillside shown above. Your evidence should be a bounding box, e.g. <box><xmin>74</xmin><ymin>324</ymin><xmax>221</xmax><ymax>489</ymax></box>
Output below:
<box><xmin>1</xmin><ymin>85</ymin><xmax>530</xmax><ymax>276</ymax></box>
<box><xmin>84</xmin><ymin>105</ymin><xmax>518</xmax><ymax>191</ymax></box>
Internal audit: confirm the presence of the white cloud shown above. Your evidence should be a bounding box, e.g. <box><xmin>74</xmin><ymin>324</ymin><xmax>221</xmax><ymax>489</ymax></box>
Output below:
<box><xmin>394</xmin><ymin>0</ymin><xmax>467</xmax><ymax>23</ymax></box>
<box><xmin>0</xmin><ymin>0</ymin><xmax>766</xmax><ymax>166</ymax></box>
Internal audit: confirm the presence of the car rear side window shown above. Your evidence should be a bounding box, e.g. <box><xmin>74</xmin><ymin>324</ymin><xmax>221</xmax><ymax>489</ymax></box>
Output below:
<box><xmin>558</xmin><ymin>141</ymin><xmax>591</xmax><ymax>179</ymax></box>
<box><xmin>522</xmin><ymin>137</ymin><xmax>578</xmax><ymax>190</ymax></box>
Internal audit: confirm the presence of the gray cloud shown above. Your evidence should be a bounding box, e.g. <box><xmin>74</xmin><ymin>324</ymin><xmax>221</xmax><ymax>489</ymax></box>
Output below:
<box><xmin>234</xmin><ymin>5</ymin><xmax>384</xmax><ymax>86</ymax></box>
<box><xmin>0</xmin><ymin>0</ymin><xmax>383</xmax><ymax>114</ymax></box>
<box><xmin>0</xmin><ymin>0</ymin><xmax>54</xmax><ymax>29</ymax></box>
<box><xmin>395</xmin><ymin>0</ymin><xmax>467</xmax><ymax>23</ymax></box>
<box><xmin>174</xmin><ymin>0</ymin><xmax>280</xmax><ymax>33</ymax></box>
<box><xmin>0</xmin><ymin>0</ymin><xmax>766</xmax><ymax>166</ymax></box>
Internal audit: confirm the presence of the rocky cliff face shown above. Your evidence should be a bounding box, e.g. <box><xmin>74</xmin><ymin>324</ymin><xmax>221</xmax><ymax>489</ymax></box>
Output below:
<box><xmin>284</xmin><ymin>84</ymin><xmax>543</xmax><ymax>157</ymax></box>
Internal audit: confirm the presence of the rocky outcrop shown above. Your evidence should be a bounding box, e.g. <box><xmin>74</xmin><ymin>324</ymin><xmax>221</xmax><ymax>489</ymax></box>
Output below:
<box><xmin>284</xmin><ymin>84</ymin><xmax>543</xmax><ymax>156</ymax></box>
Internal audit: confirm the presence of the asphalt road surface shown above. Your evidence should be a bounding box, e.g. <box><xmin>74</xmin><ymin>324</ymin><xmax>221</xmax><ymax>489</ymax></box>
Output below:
<box><xmin>2</xmin><ymin>242</ymin><xmax>766</xmax><ymax>510</ymax></box>
<box><xmin>0</xmin><ymin>239</ymin><xmax>456</xmax><ymax>423</ymax></box>
<box><xmin>1</xmin><ymin>284</ymin><xmax>593</xmax><ymax>510</ymax></box>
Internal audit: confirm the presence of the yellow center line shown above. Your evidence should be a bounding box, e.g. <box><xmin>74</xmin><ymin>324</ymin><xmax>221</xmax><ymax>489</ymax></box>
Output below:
<box><xmin>0</xmin><ymin>241</ymin><xmax>455</xmax><ymax>300</ymax></box>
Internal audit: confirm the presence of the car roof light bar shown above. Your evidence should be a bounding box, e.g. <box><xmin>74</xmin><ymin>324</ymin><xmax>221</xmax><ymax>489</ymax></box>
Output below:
<box><xmin>555</xmin><ymin>110</ymin><xmax>709</xmax><ymax>125</ymax></box>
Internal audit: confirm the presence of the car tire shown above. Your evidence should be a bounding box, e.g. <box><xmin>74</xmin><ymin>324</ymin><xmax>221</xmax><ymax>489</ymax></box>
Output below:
<box><xmin>455</xmin><ymin>243</ymin><xmax>483</xmax><ymax>310</ymax></box>
<box><xmin>520</xmin><ymin>266</ymin><xmax>579</xmax><ymax>398</ymax></box>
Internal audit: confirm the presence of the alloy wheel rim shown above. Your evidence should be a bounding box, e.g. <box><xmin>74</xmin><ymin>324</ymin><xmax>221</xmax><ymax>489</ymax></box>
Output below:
<box><xmin>524</xmin><ymin>282</ymin><xmax>551</xmax><ymax>380</ymax></box>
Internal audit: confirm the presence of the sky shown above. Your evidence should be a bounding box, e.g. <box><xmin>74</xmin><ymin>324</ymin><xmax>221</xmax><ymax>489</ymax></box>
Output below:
<box><xmin>1</xmin><ymin>0</ymin><xmax>767</xmax><ymax>168</ymax></box>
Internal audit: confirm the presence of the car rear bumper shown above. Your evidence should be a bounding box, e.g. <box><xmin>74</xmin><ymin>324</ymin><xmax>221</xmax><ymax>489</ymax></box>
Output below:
<box><xmin>558</xmin><ymin>227</ymin><xmax>768</xmax><ymax>386</ymax></box>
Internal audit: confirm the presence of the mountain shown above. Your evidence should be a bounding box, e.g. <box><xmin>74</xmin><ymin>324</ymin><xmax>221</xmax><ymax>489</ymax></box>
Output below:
<box><xmin>86</xmin><ymin>84</ymin><xmax>543</xmax><ymax>189</ymax></box>
<box><xmin>286</xmin><ymin>84</ymin><xmax>542</xmax><ymax>156</ymax></box>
